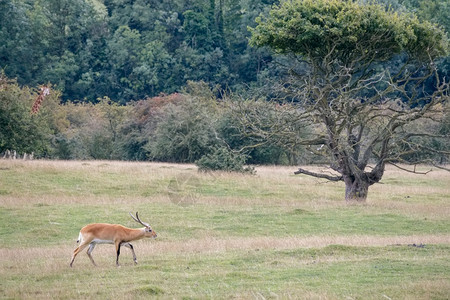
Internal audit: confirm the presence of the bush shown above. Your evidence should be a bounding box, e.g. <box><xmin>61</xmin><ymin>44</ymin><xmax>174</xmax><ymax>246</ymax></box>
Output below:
<box><xmin>0</xmin><ymin>73</ymin><xmax>61</xmax><ymax>157</ymax></box>
<box><xmin>149</xmin><ymin>95</ymin><xmax>219</xmax><ymax>162</ymax></box>
<box><xmin>196</xmin><ymin>147</ymin><xmax>255</xmax><ymax>174</ymax></box>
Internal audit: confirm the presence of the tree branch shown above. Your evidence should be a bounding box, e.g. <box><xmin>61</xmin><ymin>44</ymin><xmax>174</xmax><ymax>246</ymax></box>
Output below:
<box><xmin>388</xmin><ymin>163</ymin><xmax>432</xmax><ymax>175</ymax></box>
<box><xmin>294</xmin><ymin>167</ymin><xmax>343</xmax><ymax>181</ymax></box>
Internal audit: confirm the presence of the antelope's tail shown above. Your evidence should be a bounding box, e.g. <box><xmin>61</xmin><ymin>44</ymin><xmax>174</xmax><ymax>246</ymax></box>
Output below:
<box><xmin>76</xmin><ymin>232</ymin><xmax>82</xmax><ymax>244</ymax></box>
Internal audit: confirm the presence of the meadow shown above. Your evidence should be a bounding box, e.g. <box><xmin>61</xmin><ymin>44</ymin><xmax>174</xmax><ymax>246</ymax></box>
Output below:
<box><xmin>0</xmin><ymin>160</ymin><xmax>449</xmax><ymax>299</ymax></box>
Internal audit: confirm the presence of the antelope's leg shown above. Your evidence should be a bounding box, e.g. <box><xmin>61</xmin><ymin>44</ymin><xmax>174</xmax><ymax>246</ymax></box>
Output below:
<box><xmin>70</xmin><ymin>242</ymin><xmax>89</xmax><ymax>267</ymax></box>
<box><xmin>115</xmin><ymin>241</ymin><xmax>122</xmax><ymax>266</ymax></box>
<box><xmin>86</xmin><ymin>243</ymin><xmax>97</xmax><ymax>266</ymax></box>
<box><xmin>122</xmin><ymin>242</ymin><xmax>138</xmax><ymax>264</ymax></box>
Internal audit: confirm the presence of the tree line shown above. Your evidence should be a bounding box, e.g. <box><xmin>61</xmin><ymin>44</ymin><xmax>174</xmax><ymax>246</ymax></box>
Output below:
<box><xmin>1</xmin><ymin>0</ymin><xmax>279</xmax><ymax>103</ymax></box>
<box><xmin>2</xmin><ymin>0</ymin><xmax>448</xmax><ymax>103</ymax></box>
<box><xmin>1</xmin><ymin>0</ymin><xmax>449</xmax><ymax>174</ymax></box>
<box><xmin>1</xmin><ymin>76</ymin><xmax>307</xmax><ymax>169</ymax></box>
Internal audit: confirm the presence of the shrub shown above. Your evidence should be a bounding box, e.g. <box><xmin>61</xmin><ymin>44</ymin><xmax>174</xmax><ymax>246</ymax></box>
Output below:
<box><xmin>196</xmin><ymin>147</ymin><xmax>255</xmax><ymax>174</ymax></box>
<box><xmin>0</xmin><ymin>73</ymin><xmax>61</xmax><ymax>157</ymax></box>
<box><xmin>149</xmin><ymin>95</ymin><xmax>219</xmax><ymax>162</ymax></box>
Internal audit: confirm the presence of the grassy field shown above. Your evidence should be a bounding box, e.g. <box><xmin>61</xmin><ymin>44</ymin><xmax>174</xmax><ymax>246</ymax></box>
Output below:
<box><xmin>0</xmin><ymin>160</ymin><xmax>449</xmax><ymax>299</ymax></box>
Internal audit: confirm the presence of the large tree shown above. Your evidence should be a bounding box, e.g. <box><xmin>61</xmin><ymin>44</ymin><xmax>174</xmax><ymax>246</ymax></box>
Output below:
<box><xmin>248</xmin><ymin>0</ymin><xmax>449</xmax><ymax>201</ymax></box>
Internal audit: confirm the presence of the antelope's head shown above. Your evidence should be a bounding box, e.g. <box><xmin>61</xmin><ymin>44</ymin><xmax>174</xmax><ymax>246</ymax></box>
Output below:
<box><xmin>129</xmin><ymin>212</ymin><xmax>157</xmax><ymax>238</ymax></box>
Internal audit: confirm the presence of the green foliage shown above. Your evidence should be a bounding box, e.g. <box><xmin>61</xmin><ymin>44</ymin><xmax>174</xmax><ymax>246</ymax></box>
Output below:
<box><xmin>132</xmin><ymin>41</ymin><xmax>172</xmax><ymax>96</ymax></box>
<box><xmin>0</xmin><ymin>0</ymin><xmax>448</xmax><ymax>103</ymax></box>
<box><xmin>0</xmin><ymin>74</ymin><xmax>61</xmax><ymax>156</ymax></box>
<box><xmin>183</xmin><ymin>10</ymin><xmax>211</xmax><ymax>50</ymax></box>
<box><xmin>400</xmin><ymin>0</ymin><xmax>450</xmax><ymax>34</ymax></box>
<box><xmin>148</xmin><ymin>94</ymin><xmax>220</xmax><ymax>162</ymax></box>
<box><xmin>196</xmin><ymin>147</ymin><xmax>255</xmax><ymax>173</ymax></box>
<box><xmin>0</xmin><ymin>0</ymin><xmax>274</xmax><ymax>102</ymax></box>
<box><xmin>53</xmin><ymin>99</ymin><xmax>129</xmax><ymax>160</ymax></box>
<box><xmin>117</xmin><ymin>93</ymin><xmax>184</xmax><ymax>160</ymax></box>
<box><xmin>250</xmin><ymin>0</ymin><xmax>447</xmax><ymax>64</ymax></box>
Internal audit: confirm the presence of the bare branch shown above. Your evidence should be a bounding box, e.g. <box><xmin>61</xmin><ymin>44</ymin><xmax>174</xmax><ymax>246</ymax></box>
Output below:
<box><xmin>388</xmin><ymin>163</ymin><xmax>432</xmax><ymax>175</ymax></box>
<box><xmin>294</xmin><ymin>168</ymin><xmax>343</xmax><ymax>181</ymax></box>
<box><xmin>432</xmin><ymin>164</ymin><xmax>450</xmax><ymax>172</ymax></box>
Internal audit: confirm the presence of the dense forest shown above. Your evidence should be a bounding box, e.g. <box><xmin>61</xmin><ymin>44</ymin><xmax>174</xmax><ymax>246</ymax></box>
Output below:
<box><xmin>2</xmin><ymin>0</ymin><xmax>448</xmax><ymax>102</ymax></box>
<box><xmin>1</xmin><ymin>0</ymin><xmax>449</xmax><ymax>168</ymax></box>
<box><xmin>1</xmin><ymin>0</ymin><xmax>280</xmax><ymax>102</ymax></box>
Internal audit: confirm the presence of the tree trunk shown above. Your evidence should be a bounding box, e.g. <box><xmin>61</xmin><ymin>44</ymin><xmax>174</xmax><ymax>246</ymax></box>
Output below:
<box><xmin>344</xmin><ymin>176</ymin><xmax>369</xmax><ymax>202</ymax></box>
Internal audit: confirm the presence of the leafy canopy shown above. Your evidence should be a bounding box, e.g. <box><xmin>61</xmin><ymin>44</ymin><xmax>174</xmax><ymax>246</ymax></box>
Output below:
<box><xmin>249</xmin><ymin>0</ymin><xmax>448</xmax><ymax>65</ymax></box>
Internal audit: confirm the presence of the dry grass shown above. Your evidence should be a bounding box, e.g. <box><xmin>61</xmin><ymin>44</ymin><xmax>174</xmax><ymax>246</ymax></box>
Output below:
<box><xmin>76</xmin><ymin>234</ymin><xmax>450</xmax><ymax>257</ymax></box>
<box><xmin>1</xmin><ymin>160</ymin><xmax>447</xmax><ymax>203</ymax></box>
<box><xmin>1</xmin><ymin>234</ymin><xmax>448</xmax><ymax>271</ymax></box>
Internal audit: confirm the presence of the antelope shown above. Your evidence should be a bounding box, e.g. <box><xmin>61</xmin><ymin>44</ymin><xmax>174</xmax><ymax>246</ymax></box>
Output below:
<box><xmin>70</xmin><ymin>212</ymin><xmax>157</xmax><ymax>267</ymax></box>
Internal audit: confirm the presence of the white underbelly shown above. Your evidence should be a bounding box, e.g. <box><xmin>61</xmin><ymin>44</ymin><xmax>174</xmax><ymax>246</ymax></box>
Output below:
<box><xmin>91</xmin><ymin>239</ymin><xmax>114</xmax><ymax>244</ymax></box>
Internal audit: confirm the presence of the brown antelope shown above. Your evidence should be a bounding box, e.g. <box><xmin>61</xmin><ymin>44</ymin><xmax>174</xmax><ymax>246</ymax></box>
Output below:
<box><xmin>70</xmin><ymin>212</ymin><xmax>157</xmax><ymax>267</ymax></box>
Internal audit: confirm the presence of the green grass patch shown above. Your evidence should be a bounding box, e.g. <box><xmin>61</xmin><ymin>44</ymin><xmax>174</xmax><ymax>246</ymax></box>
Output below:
<box><xmin>0</xmin><ymin>160</ymin><xmax>449</xmax><ymax>298</ymax></box>
<box><xmin>1</xmin><ymin>244</ymin><xmax>448</xmax><ymax>299</ymax></box>
<box><xmin>2</xmin><ymin>204</ymin><xmax>448</xmax><ymax>248</ymax></box>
